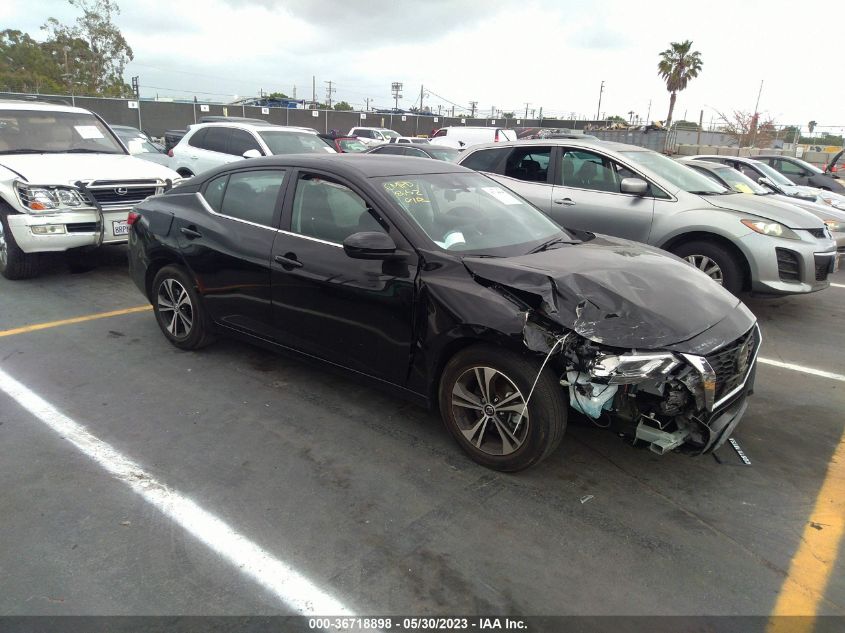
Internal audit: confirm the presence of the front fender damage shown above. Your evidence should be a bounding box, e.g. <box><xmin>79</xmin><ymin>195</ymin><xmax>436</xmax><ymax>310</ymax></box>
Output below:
<box><xmin>466</xmin><ymin>259</ymin><xmax>759</xmax><ymax>457</ymax></box>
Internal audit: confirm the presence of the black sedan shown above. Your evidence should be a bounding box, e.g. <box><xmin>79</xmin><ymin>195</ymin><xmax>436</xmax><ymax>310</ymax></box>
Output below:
<box><xmin>366</xmin><ymin>143</ymin><xmax>460</xmax><ymax>162</ymax></box>
<box><xmin>754</xmin><ymin>155</ymin><xmax>844</xmax><ymax>192</ymax></box>
<box><xmin>128</xmin><ymin>155</ymin><xmax>759</xmax><ymax>471</ymax></box>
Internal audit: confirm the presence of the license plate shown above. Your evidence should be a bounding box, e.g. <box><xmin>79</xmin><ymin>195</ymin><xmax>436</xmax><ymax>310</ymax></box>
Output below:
<box><xmin>112</xmin><ymin>220</ymin><xmax>129</xmax><ymax>236</ymax></box>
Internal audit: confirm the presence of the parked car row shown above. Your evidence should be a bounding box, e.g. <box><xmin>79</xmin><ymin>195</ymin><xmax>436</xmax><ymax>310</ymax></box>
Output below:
<box><xmin>0</xmin><ymin>98</ymin><xmax>834</xmax><ymax>473</ymax></box>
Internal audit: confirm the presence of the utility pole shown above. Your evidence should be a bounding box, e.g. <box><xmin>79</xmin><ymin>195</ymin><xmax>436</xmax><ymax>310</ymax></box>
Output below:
<box><xmin>469</xmin><ymin>101</ymin><xmax>477</xmax><ymax>118</ymax></box>
<box><xmin>697</xmin><ymin>109</ymin><xmax>704</xmax><ymax>145</ymax></box>
<box><xmin>364</xmin><ymin>97</ymin><xmax>371</xmax><ymax>110</ymax></box>
<box><xmin>131</xmin><ymin>75</ymin><xmax>141</xmax><ymax>131</ymax></box>
<box><xmin>324</xmin><ymin>80</ymin><xmax>335</xmax><ymax>109</ymax></box>
<box><xmin>524</xmin><ymin>102</ymin><xmax>530</xmax><ymax>119</ymax></box>
<box><xmin>538</xmin><ymin>106</ymin><xmax>543</xmax><ymax>122</ymax></box>
<box><xmin>419</xmin><ymin>84</ymin><xmax>424</xmax><ymax>112</ymax></box>
<box><xmin>292</xmin><ymin>85</ymin><xmax>296</xmax><ymax>99</ymax></box>
<box><xmin>627</xmin><ymin>110</ymin><xmax>635</xmax><ymax>124</ymax></box>
<box><xmin>646</xmin><ymin>99</ymin><xmax>652</xmax><ymax>124</ymax></box>
<box><xmin>391</xmin><ymin>82</ymin><xmax>403</xmax><ymax>111</ymax></box>
<box><xmin>490</xmin><ymin>105</ymin><xmax>495</xmax><ymax>118</ymax></box>
<box><xmin>595</xmin><ymin>80</ymin><xmax>604</xmax><ymax>120</ymax></box>
<box><xmin>750</xmin><ymin>79</ymin><xmax>764</xmax><ymax>147</ymax></box>
<box><xmin>311</xmin><ymin>75</ymin><xmax>316</xmax><ymax>109</ymax></box>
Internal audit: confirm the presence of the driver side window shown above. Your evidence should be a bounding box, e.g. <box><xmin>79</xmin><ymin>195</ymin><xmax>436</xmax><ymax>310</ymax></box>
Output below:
<box><xmin>290</xmin><ymin>175</ymin><xmax>386</xmax><ymax>244</ymax></box>
<box><xmin>560</xmin><ymin>149</ymin><xmax>622</xmax><ymax>193</ymax></box>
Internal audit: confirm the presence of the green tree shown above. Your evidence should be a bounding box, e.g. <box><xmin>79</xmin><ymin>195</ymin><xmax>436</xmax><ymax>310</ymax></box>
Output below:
<box><xmin>0</xmin><ymin>29</ymin><xmax>64</xmax><ymax>93</ymax></box>
<box><xmin>333</xmin><ymin>101</ymin><xmax>353</xmax><ymax>111</ymax></box>
<box><xmin>657</xmin><ymin>40</ymin><xmax>702</xmax><ymax>129</ymax></box>
<box><xmin>808</xmin><ymin>120</ymin><xmax>817</xmax><ymax>134</ymax></box>
<box><xmin>42</xmin><ymin>0</ymin><xmax>133</xmax><ymax>96</ymax></box>
<box><xmin>607</xmin><ymin>115</ymin><xmax>626</xmax><ymax>123</ymax></box>
<box><xmin>502</xmin><ymin>112</ymin><xmax>515</xmax><ymax>118</ymax></box>
<box><xmin>267</xmin><ymin>91</ymin><xmax>289</xmax><ymax>100</ymax></box>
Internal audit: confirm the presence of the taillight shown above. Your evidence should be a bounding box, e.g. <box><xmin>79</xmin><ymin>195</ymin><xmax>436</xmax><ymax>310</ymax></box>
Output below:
<box><xmin>167</xmin><ymin>149</ymin><xmax>174</xmax><ymax>157</ymax></box>
<box><xmin>127</xmin><ymin>211</ymin><xmax>141</xmax><ymax>226</ymax></box>
<box><xmin>494</xmin><ymin>130</ymin><xmax>500</xmax><ymax>142</ymax></box>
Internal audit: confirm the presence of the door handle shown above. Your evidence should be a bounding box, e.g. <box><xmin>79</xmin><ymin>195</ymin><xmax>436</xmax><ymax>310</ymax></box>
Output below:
<box><xmin>554</xmin><ymin>198</ymin><xmax>576</xmax><ymax>206</ymax></box>
<box><xmin>274</xmin><ymin>254</ymin><xmax>303</xmax><ymax>269</ymax></box>
<box><xmin>180</xmin><ymin>226</ymin><xmax>202</xmax><ymax>239</ymax></box>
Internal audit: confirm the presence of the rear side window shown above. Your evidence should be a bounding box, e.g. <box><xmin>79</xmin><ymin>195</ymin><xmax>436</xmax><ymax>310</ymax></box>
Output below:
<box><xmin>433</xmin><ymin>129</ymin><xmax>448</xmax><ymax>137</ymax></box>
<box><xmin>460</xmin><ymin>148</ymin><xmax>509</xmax><ymax>173</ymax></box>
<box><xmin>188</xmin><ymin>128</ymin><xmax>208</xmax><ymax>149</ymax></box>
<box><xmin>504</xmin><ymin>147</ymin><xmax>551</xmax><ymax>183</ymax></box>
<box><xmin>405</xmin><ymin>147</ymin><xmax>428</xmax><ymax>158</ymax></box>
<box><xmin>218</xmin><ymin>170</ymin><xmax>285</xmax><ymax>227</ymax></box>
<box><xmin>203</xmin><ymin>127</ymin><xmax>230</xmax><ymax>154</ymax></box>
<box><xmin>203</xmin><ymin>174</ymin><xmax>228</xmax><ymax>211</ymax></box>
<box><xmin>373</xmin><ymin>145</ymin><xmax>406</xmax><ymax>155</ymax></box>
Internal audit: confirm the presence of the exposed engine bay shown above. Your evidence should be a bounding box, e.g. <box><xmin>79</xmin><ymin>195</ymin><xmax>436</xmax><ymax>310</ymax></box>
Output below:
<box><xmin>522</xmin><ymin>313</ymin><xmax>760</xmax><ymax>456</ymax></box>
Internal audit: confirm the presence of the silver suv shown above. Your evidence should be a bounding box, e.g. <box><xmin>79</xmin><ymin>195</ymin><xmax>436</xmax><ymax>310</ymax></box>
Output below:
<box><xmin>457</xmin><ymin>139</ymin><xmax>837</xmax><ymax>295</ymax></box>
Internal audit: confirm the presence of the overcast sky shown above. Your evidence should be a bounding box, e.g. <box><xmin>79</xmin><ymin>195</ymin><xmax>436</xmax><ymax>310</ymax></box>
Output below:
<box><xmin>4</xmin><ymin>0</ymin><xmax>844</xmax><ymax>132</ymax></box>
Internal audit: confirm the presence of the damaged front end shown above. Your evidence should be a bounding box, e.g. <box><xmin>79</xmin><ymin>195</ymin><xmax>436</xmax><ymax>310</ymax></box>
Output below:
<box><xmin>528</xmin><ymin>319</ymin><xmax>761</xmax><ymax>455</ymax></box>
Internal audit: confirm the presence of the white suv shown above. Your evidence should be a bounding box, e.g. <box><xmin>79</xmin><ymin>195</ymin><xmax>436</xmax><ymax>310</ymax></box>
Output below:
<box><xmin>169</xmin><ymin>122</ymin><xmax>335</xmax><ymax>177</ymax></box>
<box><xmin>347</xmin><ymin>127</ymin><xmax>401</xmax><ymax>146</ymax></box>
<box><xmin>430</xmin><ymin>126</ymin><xmax>517</xmax><ymax>148</ymax></box>
<box><xmin>0</xmin><ymin>100</ymin><xmax>179</xmax><ymax>280</ymax></box>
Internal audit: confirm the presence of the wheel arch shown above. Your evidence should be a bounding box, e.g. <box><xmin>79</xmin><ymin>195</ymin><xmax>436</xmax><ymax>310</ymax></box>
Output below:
<box><xmin>660</xmin><ymin>231</ymin><xmax>752</xmax><ymax>291</ymax></box>
<box><xmin>144</xmin><ymin>254</ymin><xmax>188</xmax><ymax>301</ymax></box>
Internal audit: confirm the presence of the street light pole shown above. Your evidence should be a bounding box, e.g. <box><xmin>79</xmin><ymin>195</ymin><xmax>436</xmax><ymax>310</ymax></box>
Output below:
<box><xmin>595</xmin><ymin>80</ymin><xmax>604</xmax><ymax>120</ymax></box>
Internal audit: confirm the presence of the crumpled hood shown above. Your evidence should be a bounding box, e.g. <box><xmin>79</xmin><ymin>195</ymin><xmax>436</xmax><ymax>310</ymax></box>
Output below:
<box><xmin>701</xmin><ymin>192</ymin><xmax>825</xmax><ymax>229</ymax></box>
<box><xmin>0</xmin><ymin>153</ymin><xmax>179</xmax><ymax>185</ymax></box>
<box><xmin>463</xmin><ymin>236</ymin><xmax>744</xmax><ymax>349</ymax></box>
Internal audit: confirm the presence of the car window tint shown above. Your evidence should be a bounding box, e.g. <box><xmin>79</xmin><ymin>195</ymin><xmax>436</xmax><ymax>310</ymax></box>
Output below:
<box><xmin>203</xmin><ymin>174</ymin><xmax>228</xmax><ymax>211</ymax></box>
<box><xmin>291</xmin><ymin>175</ymin><xmax>386</xmax><ymax>244</ymax></box>
<box><xmin>203</xmin><ymin>127</ymin><xmax>230</xmax><ymax>154</ymax></box>
<box><xmin>374</xmin><ymin>145</ymin><xmax>406</xmax><ymax>155</ymax></box>
<box><xmin>460</xmin><ymin>148</ymin><xmax>508</xmax><ymax>173</ymax></box>
<box><xmin>778</xmin><ymin>159</ymin><xmax>806</xmax><ymax>176</ymax></box>
<box><xmin>228</xmin><ymin>129</ymin><xmax>261</xmax><ymax>156</ymax></box>
<box><xmin>561</xmin><ymin>149</ymin><xmax>623</xmax><ymax>193</ymax></box>
<box><xmin>219</xmin><ymin>170</ymin><xmax>285</xmax><ymax>227</ymax></box>
<box><xmin>188</xmin><ymin>128</ymin><xmax>208</xmax><ymax>149</ymax></box>
<box><xmin>738</xmin><ymin>164</ymin><xmax>760</xmax><ymax>180</ymax></box>
<box><xmin>433</xmin><ymin>129</ymin><xmax>447</xmax><ymax>137</ymax></box>
<box><xmin>405</xmin><ymin>147</ymin><xmax>428</xmax><ymax>158</ymax></box>
<box><xmin>504</xmin><ymin>147</ymin><xmax>551</xmax><ymax>183</ymax></box>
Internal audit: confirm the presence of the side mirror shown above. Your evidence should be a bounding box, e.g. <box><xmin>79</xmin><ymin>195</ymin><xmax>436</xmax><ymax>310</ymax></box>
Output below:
<box><xmin>342</xmin><ymin>231</ymin><xmax>397</xmax><ymax>259</ymax></box>
<box><xmin>620</xmin><ymin>177</ymin><xmax>649</xmax><ymax>195</ymax></box>
<box><xmin>242</xmin><ymin>149</ymin><xmax>263</xmax><ymax>159</ymax></box>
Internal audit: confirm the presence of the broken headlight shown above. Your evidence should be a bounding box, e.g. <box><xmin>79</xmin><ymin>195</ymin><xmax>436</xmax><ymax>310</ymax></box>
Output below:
<box><xmin>590</xmin><ymin>352</ymin><xmax>681</xmax><ymax>385</ymax></box>
<box><xmin>15</xmin><ymin>182</ymin><xmax>88</xmax><ymax>213</ymax></box>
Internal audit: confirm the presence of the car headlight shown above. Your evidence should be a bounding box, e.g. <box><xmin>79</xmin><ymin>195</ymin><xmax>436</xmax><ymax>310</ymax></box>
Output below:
<box><xmin>590</xmin><ymin>352</ymin><xmax>680</xmax><ymax>385</ymax></box>
<box><xmin>824</xmin><ymin>219</ymin><xmax>842</xmax><ymax>232</ymax></box>
<box><xmin>15</xmin><ymin>182</ymin><xmax>89</xmax><ymax>212</ymax></box>
<box><xmin>740</xmin><ymin>219</ymin><xmax>800</xmax><ymax>240</ymax></box>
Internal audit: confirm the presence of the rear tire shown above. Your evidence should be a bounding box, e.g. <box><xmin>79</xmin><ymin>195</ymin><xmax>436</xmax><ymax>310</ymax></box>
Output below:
<box><xmin>439</xmin><ymin>344</ymin><xmax>567</xmax><ymax>472</ymax></box>
<box><xmin>671</xmin><ymin>239</ymin><xmax>744</xmax><ymax>295</ymax></box>
<box><xmin>0</xmin><ymin>203</ymin><xmax>41</xmax><ymax>280</ymax></box>
<box><xmin>151</xmin><ymin>265</ymin><xmax>215</xmax><ymax>350</ymax></box>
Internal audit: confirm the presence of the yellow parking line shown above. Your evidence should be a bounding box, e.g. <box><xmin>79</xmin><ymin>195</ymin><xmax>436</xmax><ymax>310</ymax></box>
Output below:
<box><xmin>768</xmin><ymin>430</ymin><xmax>845</xmax><ymax>631</ymax></box>
<box><xmin>0</xmin><ymin>305</ymin><xmax>152</xmax><ymax>338</ymax></box>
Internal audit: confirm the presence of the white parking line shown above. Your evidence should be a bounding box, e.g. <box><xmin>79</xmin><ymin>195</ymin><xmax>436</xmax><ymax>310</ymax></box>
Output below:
<box><xmin>758</xmin><ymin>358</ymin><xmax>845</xmax><ymax>382</ymax></box>
<box><xmin>831</xmin><ymin>283</ymin><xmax>845</xmax><ymax>289</ymax></box>
<box><xmin>0</xmin><ymin>367</ymin><xmax>353</xmax><ymax>616</ymax></box>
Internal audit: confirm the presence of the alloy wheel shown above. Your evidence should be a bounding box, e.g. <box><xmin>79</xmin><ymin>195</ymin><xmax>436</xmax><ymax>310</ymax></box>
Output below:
<box><xmin>157</xmin><ymin>278</ymin><xmax>194</xmax><ymax>338</ymax></box>
<box><xmin>685</xmin><ymin>254</ymin><xmax>724</xmax><ymax>285</ymax></box>
<box><xmin>451</xmin><ymin>366</ymin><xmax>529</xmax><ymax>456</ymax></box>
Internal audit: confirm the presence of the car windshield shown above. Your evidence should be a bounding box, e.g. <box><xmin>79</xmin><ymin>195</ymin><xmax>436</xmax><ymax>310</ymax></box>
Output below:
<box><xmin>621</xmin><ymin>151</ymin><xmax>728</xmax><ymax>194</ymax></box>
<box><xmin>790</xmin><ymin>157</ymin><xmax>824</xmax><ymax>175</ymax></box>
<box><xmin>380</xmin><ymin>130</ymin><xmax>400</xmax><ymax>140</ymax></box>
<box><xmin>428</xmin><ymin>148</ymin><xmax>460</xmax><ymax>162</ymax></box>
<box><xmin>259</xmin><ymin>131</ymin><xmax>336</xmax><ymax>154</ymax></box>
<box><xmin>0</xmin><ymin>109</ymin><xmax>125</xmax><ymax>154</ymax></box>
<box><xmin>711</xmin><ymin>166</ymin><xmax>769</xmax><ymax>194</ymax></box>
<box><xmin>337</xmin><ymin>138</ymin><xmax>368</xmax><ymax>152</ymax></box>
<box><xmin>378</xmin><ymin>172</ymin><xmax>567</xmax><ymax>255</ymax></box>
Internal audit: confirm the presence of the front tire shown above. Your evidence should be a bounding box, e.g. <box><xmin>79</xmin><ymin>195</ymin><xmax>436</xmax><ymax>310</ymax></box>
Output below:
<box><xmin>439</xmin><ymin>344</ymin><xmax>567</xmax><ymax>472</ymax></box>
<box><xmin>151</xmin><ymin>265</ymin><xmax>215</xmax><ymax>350</ymax></box>
<box><xmin>671</xmin><ymin>240</ymin><xmax>744</xmax><ymax>295</ymax></box>
<box><xmin>0</xmin><ymin>203</ymin><xmax>41</xmax><ymax>280</ymax></box>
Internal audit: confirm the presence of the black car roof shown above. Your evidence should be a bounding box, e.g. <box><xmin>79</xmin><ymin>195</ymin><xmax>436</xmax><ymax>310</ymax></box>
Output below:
<box><xmin>204</xmin><ymin>153</ymin><xmax>470</xmax><ymax>179</ymax></box>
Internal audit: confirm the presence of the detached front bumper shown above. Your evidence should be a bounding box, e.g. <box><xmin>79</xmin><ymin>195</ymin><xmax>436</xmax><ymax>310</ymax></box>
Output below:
<box><xmin>7</xmin><ymin>208</ymin><xmax>132</xmax><ymax>253</ymax></box>
<box><xmin>740</xmin><ymin>231</ymin><xmax>838</xmax><ymax>295</ymax></box>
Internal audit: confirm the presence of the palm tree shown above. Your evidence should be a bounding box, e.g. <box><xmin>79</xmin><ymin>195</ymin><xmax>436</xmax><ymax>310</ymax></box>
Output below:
<box><xmin>657</xmin><ymin>40</ymin><xmax>703</xmax><ymax>128</ymax></box>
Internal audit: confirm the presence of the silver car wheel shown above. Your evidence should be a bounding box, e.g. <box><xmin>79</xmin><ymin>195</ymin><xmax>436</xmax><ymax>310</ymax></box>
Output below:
<box><xmin>451</xmin><ymin>366</ymin><xmax>529</xmax><ymax>456</ymax></box>
<box><xmin>685</xmin><ymin>254</ymin><xmax>724</xmax><ymax>285</ymax></box>
<box><xmin>157</xmin><ymin>278</ymin><xmax>193</xmax><ymax>338</ymax></box>
<box><xmin>0</xmin><ymin>222</ymin><xmax>7</xmax><ymax>268</ymax></box>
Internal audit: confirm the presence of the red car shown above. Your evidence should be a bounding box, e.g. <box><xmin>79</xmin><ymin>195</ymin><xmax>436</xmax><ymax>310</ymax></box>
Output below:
<box><xmin>318</xmin><ymin>134</ymin><xmax>369</xmax><ymax>153</ymax></box>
